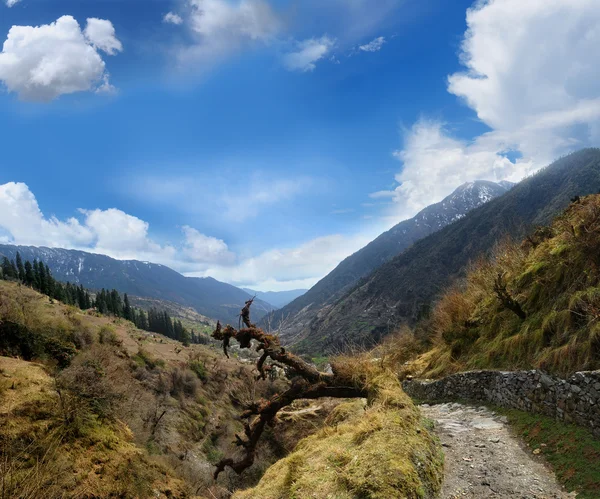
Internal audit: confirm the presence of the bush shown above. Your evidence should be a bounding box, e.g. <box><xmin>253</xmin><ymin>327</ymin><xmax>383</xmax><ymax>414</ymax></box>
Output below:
<box><xmin>189</xmin><ymin>360</ymin><xmax>208</xmax><ymax>381</ymax></box>
<box><xmin>133</xmin><ymin>349</ymin><xmax>165</xmax><ymax>370</ymax></box>
<box><xmin>0</xmin><ymin>320</ymin><xmax>76</xmax><ymax>368</ymax></box>
<box><xmin>56</xmin><ymin>345</ymin><xmax>128</xmax><ymax>433</ymax></box>
<box><xmin>98</xmin><ymin>325</ymin><xmax>122</xmax><ymax>347</ymax></box>
<box><xmin>170</xmin><ymin>368</ymin><xmax>199</xmax><ymax>398</ymax></box>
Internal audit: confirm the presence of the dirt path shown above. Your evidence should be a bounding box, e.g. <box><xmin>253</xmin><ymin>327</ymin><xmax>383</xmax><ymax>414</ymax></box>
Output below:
<box><xmin>421</xmin><ymin>403</ymin><xmax>575</xmax><ymax>499</ymax></box>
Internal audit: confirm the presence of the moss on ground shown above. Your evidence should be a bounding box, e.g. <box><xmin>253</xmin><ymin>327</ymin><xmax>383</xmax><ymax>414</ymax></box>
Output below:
<box><xmin>498</xmin><ymin>407</ymin><xmax>600</xmax><ymax>499</ymax></box>
<box><xmin>234</xmin><ymin>371</ymin><xmax>443</xmax><ymax>499</ymax></box>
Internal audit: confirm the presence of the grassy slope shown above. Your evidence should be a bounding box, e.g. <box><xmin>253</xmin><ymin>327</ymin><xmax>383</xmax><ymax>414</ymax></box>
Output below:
<box><xmin>298</xmin><ymin>148</ymin><xmax>600</xmax><ymax>356</ymax></box>
<box><xmin>234</xmin><ymin>365</ymin><xmax>443</xmax><ymax>499</ymax></box>
<box><xmin>498</xmin><ymin>407</ymin><xmax>600</xmax><ymax>499</ymax></box>
<box><xmin>0</xmin><ymin>280</ymin><xmax>295</xmax><ymax>498</ymax></box>
<box><xmin>420</xmin><ymin>195</ymin><xmax>600</xmax><ymax>378</ymax></box>
<box><xmin>0</xmin><ymin>281</ymin><xmax>443</xmax><ymax>498</ymax></box>
<box><xmin>0</xmin><ymin>356</ymin><xmax>187</xmax><ymax>498</ymax></box>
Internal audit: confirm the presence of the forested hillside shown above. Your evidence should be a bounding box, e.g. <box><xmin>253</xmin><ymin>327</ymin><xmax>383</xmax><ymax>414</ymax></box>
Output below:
<box><xmin>0</xmin><ymin>245</ymin><xmax>274</xmax><ymax>324</ymax></box>
<box><xmin>265</xmin><ymin>180</ymin><xmax>512</xmax><ymax>341</ymax></box>
<box><xmin>293</xmin><ymin>149</ymin><xmax>600</xmax><ymax>355</ymax></box>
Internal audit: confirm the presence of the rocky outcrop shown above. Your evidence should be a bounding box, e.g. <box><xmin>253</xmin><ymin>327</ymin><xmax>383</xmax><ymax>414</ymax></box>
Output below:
<box><xmin>403</xmin><ymin>370</ymin><xmax>600</xmax><ymax>437</ymax></box>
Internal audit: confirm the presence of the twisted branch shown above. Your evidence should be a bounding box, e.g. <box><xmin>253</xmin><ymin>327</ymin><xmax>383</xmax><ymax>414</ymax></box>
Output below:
<box><xmin>211</xmin><ymin>301</ymin><xmax>367</xmax><ymax>479</ymax></box>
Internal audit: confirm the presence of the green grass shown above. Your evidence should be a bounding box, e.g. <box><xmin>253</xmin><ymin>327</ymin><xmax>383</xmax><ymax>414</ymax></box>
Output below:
<box><xmin>499</xmin><ymin>408</ymin><xmax>600</xmax><ymax>498</ymax></box>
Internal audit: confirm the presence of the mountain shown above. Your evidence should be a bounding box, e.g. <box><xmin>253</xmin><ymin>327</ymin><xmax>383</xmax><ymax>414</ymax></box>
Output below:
<box><xmin>242</xmin><ymin>288</ymin><xmax>307</xmax><ymax>308</ymax></box>
<box><xmin>264</xmin><ymin>180</ymin><xmax>513</xmax><ymax>341</ymax></box>
<box><xmin>292</xmin><ymin>148</ymin><xmax>600</xmax><ymax>355</ymax></box>
<box><xmin>420</xmin><ymin>193</ymin><xmax>600</xmax><ymax>378</ymax></box>
<box><xmin>0</xmin><ymin>245</ymin><xmax>274</xmax><ymax>324</ymax></box>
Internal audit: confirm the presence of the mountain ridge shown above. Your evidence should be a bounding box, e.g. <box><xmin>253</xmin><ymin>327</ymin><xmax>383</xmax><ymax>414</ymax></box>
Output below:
<box><xmin>0</xmin><ymin>244</ymin><xmax>274</xmax><ymax>324</ymax></box>
<box><xmin>294</xmin><ymin>148</ymin><xmax>600</xmax><ymax>355</ymax></box>
<box><xmin>264</xmin><ymin>179</ymin><xmax>514</xmax><ymax>341</ymax></box>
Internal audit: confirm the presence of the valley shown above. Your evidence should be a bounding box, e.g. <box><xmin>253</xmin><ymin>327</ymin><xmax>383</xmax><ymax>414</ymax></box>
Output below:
<box><xmin>0</xmin><ymin>150</ymin><xmax>600</xmax><ymax>499</ymax></box>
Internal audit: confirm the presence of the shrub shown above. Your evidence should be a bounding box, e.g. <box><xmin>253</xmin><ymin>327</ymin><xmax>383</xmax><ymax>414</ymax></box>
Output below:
<box><xmin>133</xmin><ymin>349</ymin><xmax>165</xmax><ymax>370</ymax></box>
<box><xmin>56</xmin><ymin>345</ymin><xmax>128</xmax><ymax>433</ymax></box>
<box><xmin>0</xmin><ymin>321</ymin><xmax>76</xmax><ymax>368</ymax></box>
<box><xmin>189</xmin><ymin>360</ymin><xmax>208</xmax><ymax>381</ymax></box>
<box><xmin>170</xmin><ymin>368</ymin><xmax>199</xmax><ymax>398</ymax></box>
<box><xmin>98</xmin><ymin>325</ymin><xmax>122</xmax><ymax>347</ymax></box>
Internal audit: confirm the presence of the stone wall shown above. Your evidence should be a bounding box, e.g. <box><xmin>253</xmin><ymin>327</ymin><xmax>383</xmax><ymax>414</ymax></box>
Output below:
<box><xmin>402</xmin><ymin>370</ymin><xmax>600</xmax><ymax>437</ymax></box>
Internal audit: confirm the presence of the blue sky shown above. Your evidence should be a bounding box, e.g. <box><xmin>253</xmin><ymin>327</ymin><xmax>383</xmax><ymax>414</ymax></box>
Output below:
<box><xmin>0</xmin><ymin>0</ymin><xmax>599</xmax><ymax>290</ymax></box>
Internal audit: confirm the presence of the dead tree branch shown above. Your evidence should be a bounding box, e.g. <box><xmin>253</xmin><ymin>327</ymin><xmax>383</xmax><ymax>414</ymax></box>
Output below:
<box><xmin>211</xmin><ymin>302</ymin><xmax>367</xmax><ymax>479</ymax></box>
<box><xmin>493</xmin><ymin>272</ymin><xmax>527</xmax><ymax>320</ymax></box>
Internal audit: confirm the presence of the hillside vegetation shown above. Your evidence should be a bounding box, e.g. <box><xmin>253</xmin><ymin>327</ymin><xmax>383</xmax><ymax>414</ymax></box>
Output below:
<box><xmin>421</xmin><ymin>194</ymin><xmax>600</xmax><ymax>378</ymax></box>
<box><xmin>264</xmin><ymin>180</ymin><xmax>511</xmax><ymax>344</ymax></box>
<box><xmin>235</xmin><ymin>367</ymin><xmax>443</xmax><ymax>499</ymax></box>
<box><xmin>0</xmin><ymin>279</ymin><xmax>443</xmax><ymax>498</ymax></box>
<box><xmin>294</xmin><ymin>148</ymin><xmax>600</xmax><ymax>356</ymax></box>
<box><xmin>0</xmin><ymin>280</ymin><xmax>297</xmax><ymax>498</ymax></box>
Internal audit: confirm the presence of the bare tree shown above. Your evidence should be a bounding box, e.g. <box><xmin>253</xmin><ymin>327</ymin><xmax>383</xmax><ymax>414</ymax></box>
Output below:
<box><xmin>211</xmin><ymin>299</ymin><xmax>368</xmax><ymax>479</ymax></box>
<box><xmin>493</xmin><ymin>272</ymin><xmax>527</xmax><ymax>320</ymax></box>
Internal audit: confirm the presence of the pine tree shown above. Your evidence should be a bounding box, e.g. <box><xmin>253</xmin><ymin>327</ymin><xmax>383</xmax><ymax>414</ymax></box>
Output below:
<box><xmin>44</xmin><ymin>264</ymin><xmax>54</xmax><ymax>297</ymax></box>
<box><xmin>38</xmin><ymin>259</ymin><xmax>48</xmax><ymax>294</ymax></box>
<box><xmin>32</xmin><ymin>260</ymin><xmax>40</xmax><ymax>291</ymax></box>
<box><xmin>123</xmin><ymin>294</ymin><xmax>132</xmax><ymax>321</ymax></box>
<box><xmin>16</xmin><ymin>252</ymin><xmax>25</xmax><ymax>282</ymax></box>
<box><xmin>24</xmin><ymin>261</ymin><xmax>34</xmax><ymax>287</ymax></box>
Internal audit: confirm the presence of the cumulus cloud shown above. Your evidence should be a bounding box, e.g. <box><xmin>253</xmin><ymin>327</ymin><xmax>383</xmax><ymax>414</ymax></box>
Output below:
<box><xmin>383</xmin><ymin>0</ymin><xmax>600</xmax><ymax>222</ymax></box>
<box><xmin>163</xmin><ymin>12</ymin><xmax>184</xmax><ymax>25</ymax></box>
<box><xmin>359</xmin><ymin>36</ymin><xmax>385</xmax><ymax>52</ymax></box>
<box><xmin>197</xmin><ymin>232</ymin><xmax>377</xmax><ymax>290</ymax></box>
<box><xmin>84</xmin><ymin>18</ymin><xmax>123</xmax><ymax>55</ymax></box>
<box><xmin>176</xmin><ymin>0</ymin><xmax>280</xmax><ymax>67</ymax></box>
<box><xmin>382</xmin><ymin>120</ymin><xmax>534</xmax><ymax>219</ymax></box>
<box><xmin>283</xmin><ymin>36</ymin><xmax>336</xmax><ymax>72</ymax></box>
<box><xmin>6</xmin><ymin>0</ymin><xmax>20</xmax><ymax>7</ymax></box>
<box><xmin>0</xmin><ymin>16</ymin><xmax>122</xmax><ymax>101</ymax></box>
<box><xmin>0</xmin><ymin>182</ymin><xmax>94</xmax><ymax>248</ymax></box>
<box><xmin>0</xmin><ymin>182</ymin><xmax>175</xmax><ymax>263</ymax></box>
<box><xmin>182</xmin><ymin>225</ymin><xmax>235</xmax><ymax>265</ymax></box>
<box><xmin>0</xmin><ymin>181</ymin><xmax>381</xmax><ymax>290</ymax></box>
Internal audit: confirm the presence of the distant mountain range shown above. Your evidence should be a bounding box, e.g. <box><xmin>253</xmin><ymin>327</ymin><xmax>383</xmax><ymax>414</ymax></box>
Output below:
<box><xmin>242</xmin><ymin>288</ymin><xmax>307</xmax><ymax>308</ymax></box>
<box><xmin>287</xmin><ymin>148</ymin><xmax>600</xmax><ymax>355</ymax></box>
<box><xmin>263</xmin><ymin>179</ymin><xmax>514</xmax><ymax>343</ymax></box>
<box><xmin>0</xmin><ymin>245</ymin><xmax>274</xmax><ymax>324</ymax></box>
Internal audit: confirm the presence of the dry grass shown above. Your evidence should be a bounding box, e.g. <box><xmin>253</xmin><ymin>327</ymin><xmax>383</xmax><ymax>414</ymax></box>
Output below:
<box><xmin>233</xmin><ymin>367</ymin><xmax>443</xmax><ymax>499</ymax></box>
<box><xmin>416</xmin><ymin>195</ymin><xmax>600</xmax><ymax>377</ymax></box>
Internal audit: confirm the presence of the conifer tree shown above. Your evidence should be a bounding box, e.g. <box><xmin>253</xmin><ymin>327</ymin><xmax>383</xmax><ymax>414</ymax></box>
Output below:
<box><xmin>123</xmin><ymin>293</ymin><xmax>132</xmax><ymax>321</ymax></box>
<box><xmin>24</xmin><ymin>260</ymin><xmax>34</xmax><ymax>287</ymax></box>
<box><xmin>16</xmin><ymin>252</ymin><xmax>25</xmax><ymax>282</ymax></box>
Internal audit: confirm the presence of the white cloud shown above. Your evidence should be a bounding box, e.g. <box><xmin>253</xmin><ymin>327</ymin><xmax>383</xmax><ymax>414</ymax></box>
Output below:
<box><xmin>182</xmin><ymin>225</ymin><xmax>235</xmax><ymax>265</ymax></box>
<box><xmin>384</xmin><ymin>120</ymin><xmax>534</xmax><ymax>219</ymax></box>
<box><xmin>84</xmin><ymin>18</ymin><xmax>123</xmax><ymax>56</ymax></box>
<box><xmin>0</xmin><ymin>16</ymin><xmax>122</xmax><ymax>101</ymax></box>
<box><xmin>0</xmin><ymin>183</ymin><xmax>174</xmax><ymax>263</ymax></box>
<box><xmin>383</xmin><ymin>0</ymin><xmax>600</xmax><ymax>222</ymax></box>
<box><xmin>0</xmin><ymin>181</ymin><xmax>382</xmax><ymax>291</ymax></box>
<box><xmin>359</xmin><ymin>36</ymin><xmax>385</xmax><ymax>52</ymax></box>
<box><xmin>283</xmin><ymin>36</ymin><xmax>336</xmax><ymax>72</ymax></box>
<box><xmin>0</xmin><ymin>182</ymin><xmax>94</xmax><ymax>248</ymax></box>
<box><xmin>195</xmin><ymin>232</ymin><xmax>378</xmax><ymax>291</ymax></box>
<box><xmin>176</xmin><ymin>0</ymin><xmax>280</xmax><ymax>67</ymax></box>
<box><xmin>164</xmin><ymin>12</ymin><xmax>184</xmax><ymax>25</ymax></box>
<box><xmin>6</xmin><ymin>0</ymin><xmax>20</xmax><ymax>7</ymax></box>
